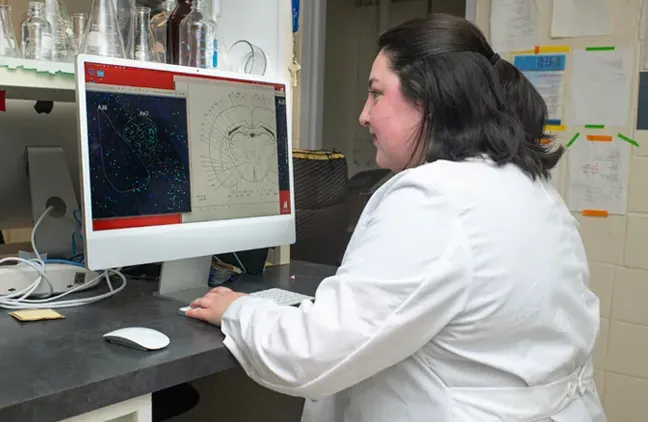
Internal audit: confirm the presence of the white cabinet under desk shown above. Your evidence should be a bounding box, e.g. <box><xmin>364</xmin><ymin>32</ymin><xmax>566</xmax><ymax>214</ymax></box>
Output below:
<box><xmin>58</xmin><ymin>395</ymin><xmax>152</xmax><ymax>422</ymax></box>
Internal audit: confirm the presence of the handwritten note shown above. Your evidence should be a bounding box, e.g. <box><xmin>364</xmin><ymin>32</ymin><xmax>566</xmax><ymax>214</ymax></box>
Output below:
<box><xmin>567</xmin><ymin>47</ymin><xmax>633</xmax><ymax>127</ymax></box>
<box><xmin>551</xmin><ymin>0</ymin><xmax>612</xmax><ymax>38</ymax></box>
<box><xmin>490</xmin><ymin>0</ymin><xmax>539</xmax><ymax>53</ymax></box>
<box><xmin>567</xmin><ymin>135</ymin><xmax>630</xmax><ymax>215</ymax></box>
<box><xmin>513</xmin><ymin>54</ymin><xmax>566</xmax><ymax>125</ymax></box>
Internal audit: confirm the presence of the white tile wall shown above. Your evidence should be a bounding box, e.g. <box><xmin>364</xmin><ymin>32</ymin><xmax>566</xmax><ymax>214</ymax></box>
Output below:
<box><xmin>475</xmin><ymin>0</ymin><xmax>648</xmax><ymax>420</ymax></box>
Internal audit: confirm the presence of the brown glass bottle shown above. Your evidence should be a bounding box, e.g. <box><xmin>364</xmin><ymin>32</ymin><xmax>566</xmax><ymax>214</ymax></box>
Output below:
<box><xmin>166</xmin><ymin>0</ymin><xmax>192</xmax><ymax>64</ymax></box>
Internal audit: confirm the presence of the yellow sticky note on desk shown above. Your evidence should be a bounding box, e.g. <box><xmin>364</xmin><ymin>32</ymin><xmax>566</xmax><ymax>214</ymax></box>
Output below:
<box><xmin>8</xmin><ymin>309</ymin><xmax>65</xmax><ymax>322</ymax></box>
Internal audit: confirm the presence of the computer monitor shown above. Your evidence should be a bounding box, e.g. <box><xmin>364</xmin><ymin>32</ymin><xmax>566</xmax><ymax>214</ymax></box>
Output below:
<box><xmin>74</xmin><ymin>54</ymin><xmax>296</xmax><ymax>302</ymax></box>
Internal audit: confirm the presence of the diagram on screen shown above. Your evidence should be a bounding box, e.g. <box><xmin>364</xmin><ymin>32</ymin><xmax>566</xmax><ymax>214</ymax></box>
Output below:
<box><xmin>203</xmin><ymin>92</ymin><xmax>278</xmax><ymax>194</ymax></box>
<box><xmin>182</xmin><ymin>78</ymin><xmax>280</xmax><ymax>213</ymax></box>
<box><xmin>86</xmin><ymin>91</ymin><xmax>191</xmax><ymax>219</ymax></box>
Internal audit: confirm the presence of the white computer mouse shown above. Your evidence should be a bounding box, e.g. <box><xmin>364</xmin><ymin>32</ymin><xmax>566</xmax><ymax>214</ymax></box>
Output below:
<box><xmin>103</xmin><ymin>327</ymin><xmax>170</xmax><ymax>351</ymax></box>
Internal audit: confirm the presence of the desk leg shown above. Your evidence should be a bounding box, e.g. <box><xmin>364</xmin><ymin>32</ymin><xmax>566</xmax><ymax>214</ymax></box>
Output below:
<box><xmin>58</xmin><ymin>394</ymin><xmax>152</xmax><ymax>422</ymax></box>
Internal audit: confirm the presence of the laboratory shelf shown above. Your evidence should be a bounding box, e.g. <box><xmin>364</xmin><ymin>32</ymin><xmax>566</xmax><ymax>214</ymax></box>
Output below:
<box><xmin>0</xmin><ymin>58</ymin><xmax>76</xmax><ymax>103</ymax></box>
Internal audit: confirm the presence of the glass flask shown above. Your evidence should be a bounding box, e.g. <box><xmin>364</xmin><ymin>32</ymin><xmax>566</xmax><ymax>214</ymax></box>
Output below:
<box><xmin>71</xmin><ymin>13</ymin><xmax>88</xmax><ymax>50</ymax></box>
<box><xmin>149</xmin><ymin>0</ymin><xmax>176</xmax><ymax>64</ymax></box>
<box><xmin>43</xmin><ymin>0</ymin><xmax>77</xmax><ymax>62</ymax></box>
<box><xmin>80</xmin><ymin>0</ymin><xmax>126</xmax><ymax>58</ymax></box>
<box><xmin>179</xmin><ymin>0</ymin><xmax>215</xmax><ymax>69</ymax></box>
<box><xmin>128</xmin><ymin>7</ymin><xmax>158</xmax><ymax>62</ymax></box>
<box><xmin>113</xmin><ymin>0</ymin><xmax>135</xmax><ymax>59</ymax></box>
<box><xmin>0</xmin><ymin>5</ymin><xmax>20</xmax><ymax>58</ymax></box>
<box><xmin>22</xmin><ymin>1</ymin><xmax>53</xmax><ymax>61</ymax></box>
<box><xmin>166</xmin><ymin>0</ymin><xmax>192</xmax><ymax>65</ymax></box>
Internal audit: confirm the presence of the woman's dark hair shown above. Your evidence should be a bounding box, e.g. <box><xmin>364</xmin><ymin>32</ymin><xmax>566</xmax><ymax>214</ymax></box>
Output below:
<box><xmin>378</xmin><ymin>14</ymin><xmax>563</xmax><ymax>180</ymax></box>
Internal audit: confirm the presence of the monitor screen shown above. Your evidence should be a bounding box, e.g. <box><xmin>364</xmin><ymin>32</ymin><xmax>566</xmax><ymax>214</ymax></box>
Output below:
<box><xmin>82</xmin><ymin>62</ymin><xmax>291</xmax><ymax>232</ymax></box>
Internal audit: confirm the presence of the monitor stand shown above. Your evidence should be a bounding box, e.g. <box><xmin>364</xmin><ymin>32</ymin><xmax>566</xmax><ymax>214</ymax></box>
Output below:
<box><xmin>27</xmin><ymin>146</ymin><xmax>80</xmax><ymax>259</ymax></box>
<box><xmin>0</xmin><ymin>146</ymin><xmax>91</xmax><ymax>297</ymax></box>
<box><xmin>156</xmin><ymin>256</ymin><xmax>213</xmax><ymax>303</ymax></box>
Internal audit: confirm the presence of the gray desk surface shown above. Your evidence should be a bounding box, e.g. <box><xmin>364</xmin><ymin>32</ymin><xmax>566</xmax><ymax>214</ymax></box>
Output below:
<box><xmin>0</xmin><ymin>260</ymin><xmax>336</xmax><ymax>422</ymax></box>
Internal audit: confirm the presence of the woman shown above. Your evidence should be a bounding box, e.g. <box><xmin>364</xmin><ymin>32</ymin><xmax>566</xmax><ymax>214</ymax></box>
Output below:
<box><xmin>187</xmin><ymin>14</ymin><xmax>605</xmax><ymax>422</ymax></box>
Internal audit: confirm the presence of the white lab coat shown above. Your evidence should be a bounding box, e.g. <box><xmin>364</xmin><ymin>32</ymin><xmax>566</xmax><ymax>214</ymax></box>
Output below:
<box><xmin>221</xmin><ymin>158</ymin><xmax>605</xmax><ymax>422</ymax></box>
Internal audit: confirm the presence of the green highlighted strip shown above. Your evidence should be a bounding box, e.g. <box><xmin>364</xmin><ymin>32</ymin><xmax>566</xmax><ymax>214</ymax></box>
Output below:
<box><xmin>566</xmin><ymin>132</ymin><xmax>580</xmax><ymax>148</ymax></box>
<box><xmin>618</xmin><ymin>133</ymin><xmax>639</xmax><ymax>147</ymax></box>
<box><xmin>584</xmin><ymin>124</ymin><xmax>605</xmax><ymax>129</ymax></box>
<box><xmin>585</xmin><ymin>46</ymin><xmax>615</xmax><ymax>51</ymax></box>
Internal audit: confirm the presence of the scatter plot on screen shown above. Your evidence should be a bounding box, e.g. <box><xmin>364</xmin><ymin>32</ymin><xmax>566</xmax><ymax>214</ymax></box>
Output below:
<box><xmin>85</xmin><ymin>91</ymin><xmax>191</xmax><ymax>219</ymax></box>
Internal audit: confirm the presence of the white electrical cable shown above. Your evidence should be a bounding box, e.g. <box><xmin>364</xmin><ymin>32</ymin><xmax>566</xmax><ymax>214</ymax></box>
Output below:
<box><xmin>0</xmin><ymin>206</ymin><xmax>127</xmax><ymax>309</ymax></box>
<box><xmin>233</xmin><ymin>252</ymin><xmax>247</xmax><ymax>274</ymax></box>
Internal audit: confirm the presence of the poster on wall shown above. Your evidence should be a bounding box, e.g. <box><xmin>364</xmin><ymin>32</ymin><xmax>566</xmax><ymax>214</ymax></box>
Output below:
<box><xmin>566</xmin><ymin>135</ymin><xmax>630</xmax><ymax>215</ymax></box>
<box><xmin>566</xmin><ymin>47</ymin><xmax>633</xmax><ymax>127</ymax></box>
<box><xmin>489</xmin><ymin>0</ymin><xmax>539</xmax><ymax>53</ymax></box>
<box><xmin>550</xmin><ymin>0</ymin><xmax>612</xmax><ymax>38</ymax></box>
<box><xmin>513</xmin><ymin>54</ymin><xmax>566</xmax><ymax>126</ymax></box>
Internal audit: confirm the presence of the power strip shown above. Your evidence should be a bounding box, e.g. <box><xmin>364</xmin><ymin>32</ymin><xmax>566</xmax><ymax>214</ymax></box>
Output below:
<box><xmin>0</xmin><ymin>263</ymin><xmax>100</xmax><ymax>297</ymax></box>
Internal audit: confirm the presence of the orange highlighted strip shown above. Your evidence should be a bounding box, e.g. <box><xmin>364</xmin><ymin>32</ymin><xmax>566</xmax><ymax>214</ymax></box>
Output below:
<box><xmin>582</xmin><ymin>209</ymin><xmax>608</xmax><ymax>217</ymax></box>
<box><xmin>585</xmin><ymin>135</ymin><xmax>613</xmax><ymax>142</ymax></box>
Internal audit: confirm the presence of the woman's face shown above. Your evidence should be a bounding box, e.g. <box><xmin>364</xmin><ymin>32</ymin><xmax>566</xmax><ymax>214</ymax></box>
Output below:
<box><xmin>359</xmin><ymin>51</ymin><xmax>423</xmax><ymax>172</ymax></box>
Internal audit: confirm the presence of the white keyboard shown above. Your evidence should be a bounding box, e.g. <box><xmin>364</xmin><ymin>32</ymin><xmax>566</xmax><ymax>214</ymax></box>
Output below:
<box><xmin>178</xmin><ymin>288</ymin><xmax>313</xmax><ymax>314</ymax></box>
<box><xmin>250</xmin><ymin>288</ymin><xmax>313</xmax><ymax>306</ymax></box>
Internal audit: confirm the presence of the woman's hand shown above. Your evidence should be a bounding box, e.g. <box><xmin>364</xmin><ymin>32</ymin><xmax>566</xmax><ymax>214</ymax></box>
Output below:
<box><xmin>185</xmin><ymin>286</ymin><xmax>247</xmax><ymax>326</ymax></box>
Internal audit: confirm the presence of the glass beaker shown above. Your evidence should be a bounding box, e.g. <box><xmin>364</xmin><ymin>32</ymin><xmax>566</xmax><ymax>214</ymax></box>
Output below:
<box><xmin>226</xmin><ymin>40</ymin><xmax>267</xmax><ymax>75</ymax></box>
<box><xmin>149</xmin><ymin>0</ymin><xmax>176</xmax><ymax>64</ymax></box>
<box><xmin>72</xmin><ymin>13</ymin><xmax>88</xmax><ymax>50</ymax></box>
<box><xmin>80</xmin><ymin>0</ymin><xmax>126</xmax><ymax>58</ymax></box>
<box><xmin>113</xmin><ymin>0</ymin><xmax>135</xmax><ymax>59</ymax></box>
<box><xmin>22</xmin><ymin>1</ymin><xmax>53</xmax><ymax>61</ymax></box>
<box><xmin>166</xmin><ymin>0</ymin><xmax>192</xmax><ymax>65</ymax></box>
<box><xmin>43</xmin><ymin>0</ymin><xmax>77</xmax><ymax>62</ymax></box>
<box><xmin>0</xmin><ymin>5</ymin><xmax>20</xmax><ymax>58</ymax></box>
<box><xmin>128</xmin><ymin>7</ymin><xmax>158</xmax><ymax>62</ymax></box>
<box><xmin>179</xmin><ymin>0</ymin><xmax>215</xmax><ymax>69</ymax></box>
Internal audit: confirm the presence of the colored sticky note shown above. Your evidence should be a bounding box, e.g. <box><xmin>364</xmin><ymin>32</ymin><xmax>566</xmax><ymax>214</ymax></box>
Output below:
<box><xmin>536</xmin><ymin>45</ymin><xmax>570</xmax><ymax>54</ymax></box>
<box><xmin>514</xmin><ymin>45</ymin><xmax>571</xmax><ymax>55</ymax></box>
<box><xmin>585</xmin><ymin>135</ymin><xmax>613</xmax><ymax>142</ymax></box>
<box><xmin>581</xmin><ymin>209</ymin><xmax>608</xmax><ymax>217</ymax></box>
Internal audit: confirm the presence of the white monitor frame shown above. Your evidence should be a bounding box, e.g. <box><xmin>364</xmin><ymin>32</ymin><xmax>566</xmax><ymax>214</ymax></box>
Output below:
<box><xmin>75</xmin><ymin>55</ymin><xmax>296</xmax><ymax>284</ymax></box>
